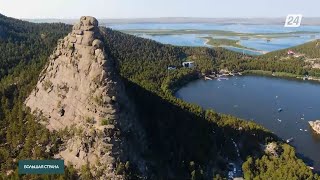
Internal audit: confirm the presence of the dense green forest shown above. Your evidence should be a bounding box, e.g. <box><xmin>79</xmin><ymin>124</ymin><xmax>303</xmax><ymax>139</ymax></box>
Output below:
<box><xmin>102</xmin><ymin>28</ymin><xmax>319</xmax><ymax>179</ymax></box>
<box><xmin>217</xmin><ymin>39</ymin><xmax>320</xmax><ymax>77</ymax></box>
<box><xmin>261</xmin><ymin>39</ymin><xmax>320</xmax><ymax>59</ymax></box>
<box><xmin>242</xmin><ymin>144</ymin><xmax>318</xmax><ymax>180</ymax></box>
<box><xmin>0</xmin><ymin>14</ymin><xmax>81</xmax><ymax>179</ymax></box>
<box><xmin>0</xmin><ymin>12</ymin><xmax>319</xmax><ymax>179</ymax></box>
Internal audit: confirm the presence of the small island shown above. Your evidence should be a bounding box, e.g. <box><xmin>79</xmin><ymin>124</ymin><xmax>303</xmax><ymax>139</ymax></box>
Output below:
<box><xmin>309</xmin><ymin>120</ymin><xmax>320</xmax><ymax>134</ymax></box>
<box><xmin>201</xmin><ymin>36</ymin><xmax>259</xmax><ymax>52</ymax></box>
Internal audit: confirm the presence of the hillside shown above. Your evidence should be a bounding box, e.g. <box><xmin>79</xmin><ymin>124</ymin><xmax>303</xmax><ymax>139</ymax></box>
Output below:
<box><xmin>262</xmin><ymin>39</ymin><xmax>320</xmax><ymax>59</ymax></box>
<box><xmin>0</xmin><ymin>14</ymin><xmax>78</xmax><ymax>179</ymax></box>
<box><xmin>101</xmin><ymin>28</ymin><xmax>317</xmax><ymax>179</ymax></box>
<box><xmin>0</xmin><ymin>13</ymin><xmax>318</xmax><ymax>179</ymax></box>
<box><xmin>0</xmin><ymin>13</ymin><xmax>71</xmax><ymax>78</ymax></box>
<box><xmin>217</xmin><ymin>39</ymin><xmax>320</xmax><ymax>77</ymax></box>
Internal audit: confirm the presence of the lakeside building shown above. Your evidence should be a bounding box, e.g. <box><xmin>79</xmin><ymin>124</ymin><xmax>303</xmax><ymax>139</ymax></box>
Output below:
<box><xmin>182</xmin><ymin>61</ymin><xmax>194</xmax><ymax>68</ymax></box>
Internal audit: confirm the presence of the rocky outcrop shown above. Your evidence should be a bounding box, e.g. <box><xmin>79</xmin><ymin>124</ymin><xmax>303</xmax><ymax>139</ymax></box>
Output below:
<box><xmin>309</xmin><ymin>120</ymin><xmax>320</xmax><ymax>134</ymax></box>
<box><xmin>264</xmin><ymin>142</ymin><xmax>280</xmax><ymax>157</ymax></box>
<box><xmin>26</xmin><ymin>16</ymin><xmax>148</xmax><ymax>179</ymax></box>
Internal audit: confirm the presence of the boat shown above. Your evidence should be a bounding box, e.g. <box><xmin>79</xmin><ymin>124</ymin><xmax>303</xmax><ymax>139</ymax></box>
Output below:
<box><xmin>277</xmin><ymin>119</ymin><xmax>282</xmax><ymax>122</ymax></box>
<box><xmin>286</xmin><ymin>138</ymin><xmax>294</xmax><ymax>143</ymax></box>
<box><xmin>278</xmin><ymin>108</ymin><xmax>283</xmax><ymax>112</ymax></box>
<box><xmin>300</xmin><ymin>129</ymin><xmax>303</xmax><ymax>131</ymax></box>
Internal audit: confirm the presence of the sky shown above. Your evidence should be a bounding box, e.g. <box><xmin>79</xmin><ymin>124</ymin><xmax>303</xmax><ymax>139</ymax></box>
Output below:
<box><xmin>0</xmin><ymin>0</ymin><xmax>319</xmax><ymax>19</ymax></box>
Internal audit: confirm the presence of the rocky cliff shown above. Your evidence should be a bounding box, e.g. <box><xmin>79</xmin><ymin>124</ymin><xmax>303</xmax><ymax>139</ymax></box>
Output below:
<box><xmin>309</xmin><ymin>120</ymin><xmax>320</xmax><ymax>134</ymax></box>
<box><xmin>26</xmin><ymin>16</ymin><xmax>147</xmax><ymax>179</ymax></box>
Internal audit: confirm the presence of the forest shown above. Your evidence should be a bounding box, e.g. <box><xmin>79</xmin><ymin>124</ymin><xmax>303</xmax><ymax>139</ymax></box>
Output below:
<box><xmin>0</xmin><ymin>12</ymin><xmax>319</xmax><ymax>179</ymax></box>
<box><xmin>102</xmin><ymin>28</ymin><xmax>318</xmax><ymax>179</ymax></box>
<box><xmin>0</xmin><ymin>14</ymin><xmax>81</xmax><ymax>179</ymax></box>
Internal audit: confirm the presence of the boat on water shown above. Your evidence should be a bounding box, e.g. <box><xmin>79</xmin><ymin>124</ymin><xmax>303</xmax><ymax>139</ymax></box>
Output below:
<box><xmin>278</xmin><ymin>108</ymin><xmax>283</xmax><ymax>112</ymax></box>
<box><xmin>286</xmin><ymin>138</ymin><xmax>294</xmax><ymax>143</ymax></box>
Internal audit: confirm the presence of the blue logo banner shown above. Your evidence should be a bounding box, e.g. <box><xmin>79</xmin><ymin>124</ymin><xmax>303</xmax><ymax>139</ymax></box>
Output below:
<box><xmin>18</xmin><ymin>160</ymin><xmax>64</xmax><ymax>174</ymax></box>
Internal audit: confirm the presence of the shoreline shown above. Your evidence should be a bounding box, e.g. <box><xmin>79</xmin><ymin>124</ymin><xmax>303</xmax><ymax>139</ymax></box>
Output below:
<box><xmin>201</xmin><ymin>37</ymin><xmax>268</xmax><ymax>55</ymax></box>
<box><xmin>243</xmin><ymin>70</ymin><xmax>320</xmax><ymax>82</ymax></box>
<box><xmin>172</xmin><ymin>70</ymin><xmax>320</xmax><ymax>172</ymax></box>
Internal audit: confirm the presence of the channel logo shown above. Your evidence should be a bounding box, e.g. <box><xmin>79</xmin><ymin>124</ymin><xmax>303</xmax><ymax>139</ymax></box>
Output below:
<box><xmin>284</xmin><ymin>14</ymin><xmax>303</xmax><ymax>27</ymax></box>
<box><xmin>18</xmin><ymin>160</ymin><xmax>64</xmax><ymax>174</ymax></box>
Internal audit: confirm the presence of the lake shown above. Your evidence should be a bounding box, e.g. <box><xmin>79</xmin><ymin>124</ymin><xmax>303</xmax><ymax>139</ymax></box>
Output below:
<box><xmin>175</xmin><ymin>75</ymin><xmax>320</xmax><ymax>170</ymax></box>
<box><xmin>109</xmin><ymin>23</ymin><xmax>320</xmax><ymax>54</ymax></box>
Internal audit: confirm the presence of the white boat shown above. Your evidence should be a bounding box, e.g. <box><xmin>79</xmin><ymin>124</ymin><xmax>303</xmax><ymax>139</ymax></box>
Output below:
<box><xmin>286</xmin><ymin>138</ymin><xmax>294</xmax><ymax>143</ymax></box>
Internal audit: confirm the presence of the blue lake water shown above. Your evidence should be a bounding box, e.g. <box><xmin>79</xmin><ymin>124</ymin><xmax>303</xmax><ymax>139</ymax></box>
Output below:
<box><xmin>175</xmin><ymin>75</ymin><xmax>320</xmax><ymax>170</ymax></box>
<box><xmin>109</xmin><ymin>23</ymin><xmax>320</xmax><ymax>54</ymax></box>
<box><xmin>109</xmin><ymin>23</ymin><xmax>320</xmax><ymax>33</ymax></box>
<box><xmin>135</xmin><ymin>34</ymin><xmax>210</xmax><ymax>47</ymax></box>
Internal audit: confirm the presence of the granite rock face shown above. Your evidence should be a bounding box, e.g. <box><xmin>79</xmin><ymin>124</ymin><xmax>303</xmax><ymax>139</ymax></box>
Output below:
<box><xmin>309</xmin><ymin>120</ymin><xmax>320</xmax><ymax>134</ymax></box>
<box><xmin>26</xmin><ymin>16</ymin><xmax>148</xmax><ymax>179</ymax></box>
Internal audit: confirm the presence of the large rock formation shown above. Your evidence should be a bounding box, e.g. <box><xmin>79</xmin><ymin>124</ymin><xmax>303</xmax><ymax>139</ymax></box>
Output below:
<box><xmin>26</xmin><ymin>16</ymin><xmax>147</xmax><ymax>179</ymax></box>
<box><xmin>309</xmin><ymin>120</ymin><xmax>320</xmax><ymax>134</ymax></box>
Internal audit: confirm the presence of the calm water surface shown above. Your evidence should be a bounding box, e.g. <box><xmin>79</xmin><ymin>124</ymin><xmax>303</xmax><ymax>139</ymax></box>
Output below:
<box><xmin>176</xmin><ymin>76</ymin><xmax>320</xmax><ymax>170</ymax></box>
<box><xmin>109</xmin><ymin>23</ymin><xmax>320</xmax><ymax>53</ymax></box>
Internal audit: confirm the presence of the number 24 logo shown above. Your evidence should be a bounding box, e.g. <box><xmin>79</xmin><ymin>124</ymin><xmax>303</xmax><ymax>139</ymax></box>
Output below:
<box><xmin>285</xmin><ymin>14</ymin><xmax>302</xmax><ymax>27</ymax></box>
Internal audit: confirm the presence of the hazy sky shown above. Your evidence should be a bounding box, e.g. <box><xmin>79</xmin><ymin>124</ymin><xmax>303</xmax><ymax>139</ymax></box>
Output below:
<box><xmin>0</xmin><ymin>0</ymin><xmax>319</xmax><ymax>19</ymax></box>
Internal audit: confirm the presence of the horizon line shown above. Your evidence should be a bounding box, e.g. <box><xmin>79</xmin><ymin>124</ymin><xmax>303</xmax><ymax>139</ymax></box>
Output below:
<box><xmin>22</xmin><ymin>16</ymin><xmax>320</xmax><ymax>20</ymax></box>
